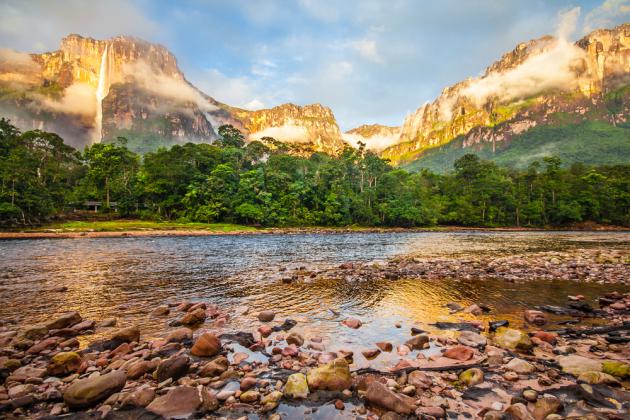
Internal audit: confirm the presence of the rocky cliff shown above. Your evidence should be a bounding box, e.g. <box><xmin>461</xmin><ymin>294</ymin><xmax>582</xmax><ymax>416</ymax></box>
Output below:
<box><xmin>0</xmin><ymin>35</ymin><xmax>345</xmax><ymax>154</ymax></box>
<box><xmin>382</xmin><ymin>24</ymin><xmax>630</xmax><ymax>164</ymax></box>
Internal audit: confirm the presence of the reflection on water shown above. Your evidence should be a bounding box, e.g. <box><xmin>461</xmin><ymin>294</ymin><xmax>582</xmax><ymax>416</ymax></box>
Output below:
<box><xmin>0</xmin><ymin>231</ymin><xmax>628</xmax><ymax>369</ymax></box>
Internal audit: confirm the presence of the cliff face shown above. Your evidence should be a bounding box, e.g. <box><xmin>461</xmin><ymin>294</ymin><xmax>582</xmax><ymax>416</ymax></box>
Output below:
<box><xmin>0</xmin><ymin>35</ymin><xmax>345</xmax><ymax>154</ymax></box>
<box><xmin>382</xmin><ymin>24</ymin><xmax>630</xmax><ymax>164</ymax></box>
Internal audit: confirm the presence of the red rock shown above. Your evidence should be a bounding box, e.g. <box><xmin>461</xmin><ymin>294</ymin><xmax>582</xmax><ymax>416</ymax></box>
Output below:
<box><xmin>443</xmin><ymin>346</ymin><xmax>474</xmax><ymax>361</ymax></box>
<box><xmin>362</xmin><ymin>349</ymin><xmax>381</xmax><ymax>359</ymax></box>
<box><xmin>190</xmin><ymin>333</ymin><xmax>221</xmax><ymax>357</ymax></box>
<box><xmin>342</xmin><ymin>318</ymin><xmax>362</xmax><ymax>329</ymax></box>
<box><xmin>376</xmin><ymin>342</ymin><xmax>393</xmax><ymax>352</ymax></box>
<box><xmin>334</xmin><ymin>399</ymin><xmax>345</xmax><ymax>410</ymax></box>
<box><xmin>532</xmin><ymin>331</ymin><xmax>558</xmax><ymax>345</ymax></box>
<box><xmin>610</xmin><ymin>302</ymin><xmax>627</xmax><ymax>310</ymax></box>
<box><xmin>26</xmin><ymin>338</ymin><xmax>58</xmax><ymax>355</ymax></box>
<box><xmin>180</xmin><ymin>308</ymin><xmax>207</xmax><ymax>326</ymax></box>
<box><xmin>282</xmin><ymin>344</ymin><xmax>299</xmax><ymax>357</ymax></box>
<box><xmin>258</xmin><ymin>311</ymin><xmax>275</xmax><ymax>322</ymax></box>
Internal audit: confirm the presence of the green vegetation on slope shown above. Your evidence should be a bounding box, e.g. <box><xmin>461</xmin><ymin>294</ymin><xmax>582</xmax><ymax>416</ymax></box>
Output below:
<box><xmin>35</xmin><ymin>220</ymin><xmax>256</xmax><ymax>233</ymax></box>
<box><xmin>1</xmin><ymin>118</ymin><xmax>629</xmax><ymax>229</ymax></box>
<box><xmin>405</xmin><ymin>121</ymin><xmax>630</xmax><ymax>173</ymax></box>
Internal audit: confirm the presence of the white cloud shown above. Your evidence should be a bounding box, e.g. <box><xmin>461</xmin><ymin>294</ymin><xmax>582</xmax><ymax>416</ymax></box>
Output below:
<box><xmin>351</xmin><ymin>39</ymin><xmax>383</xmax><ymax>63</ymax></box>
<box><xmin>190</xmin><ymin>68</ymin><xmax>269</xmax><ymax>110</ymax></box>
<box><xmin>250</xmin><ymin>124</ymin><xmax>310</xmax><ymax>143</ymax></box>
<box><xmin>343</xmin><ymin>132</ymin><xmax>400</xmax><ymax>151</ymax></box>
<box><xmin>0</xmin><ymin>48</ymin><xmax>41</xmax><ymax>84</ymax></box>
<box><xmin>583</xmin><ymin>0</ymin><xmax>630</xmax><ymax>33</ymax></box>
<box><xmin>32</xmin><ymin>82</ymin><xmax>96</xmax><ymax>116</ymax></box>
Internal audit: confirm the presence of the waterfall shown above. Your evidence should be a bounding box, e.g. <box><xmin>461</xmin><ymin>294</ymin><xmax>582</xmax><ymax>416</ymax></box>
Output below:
<box><xmin>94</xmin><ymin>44</ymin><xmax>111</xmax><ymax>143</ymax></box>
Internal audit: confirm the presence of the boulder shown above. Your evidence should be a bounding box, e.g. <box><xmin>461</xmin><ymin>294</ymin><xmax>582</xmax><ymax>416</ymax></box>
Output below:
<box><xmin>342</xmin><ymin>317</ymin><xmax>362</xmax><ymax>329</ymax></box>
<box><xmin>458</xmin><ymin>331</ymin><xmax>486</xmax><ymax>348</ymax></box>
<box><xmin>20</xmin><ymin>325</ymin><xmax>48</xmax><ymax>341</ymax></box>
<box><xmin>155</xmin><ymin>355</ymin><xmax>189</xmax><ymax>382</ymax></box>
<box><xmin>165</xmin><ymin>328</ymin><xmax>193</xmax><ymax>344</ymax></box>
<box><xmin>260</xmin><ymin>390</ymin><xmax>282</xmax><ymax>412</ymax></box>
<box><xmin>199</xmin><ymin>356</ymin><xmax>229</xmax><ymax>377</ymax></box>
<box><xmin>505</xmin><ymin>403</ymin><xmax>535</xmax><ymax>420</ymax></box>
<box><xmin>258</xmin><ymin>311</ymin><xmax>275</xmax><ymax>322</ymax></box>
<box><xmin>524</xmin><ymin>310</ymin><xmax>547</xmax><ymax>326</ymax></box>
<box><xmin>443</xmin><ymin>345</ymin><xmax>474</xmax><ymax>361</ymax></box>
<box><xmin>180</xmin><ymin>308</ymin><xmax>207</xmax><ymax>326</ymax></box>
<box><xmin>533</xmin><ymin>395</ymin><xmax>562</xmax><ymax>420</ymax></box>
<box><xmin>119</xmin><ymin>386</ymin><xmax>156</xmax><ymax>409</ymax></box>
<box><xmin>602</xmin><ymin>360</ymin><xmax>630</xmax><ymax>379</ymax></box>
<box><xmin>110</xmin><ymin>326</ymin><xmax>140</xmax><ymax>346</ymax></box>
<box><xmin>127</xmin><ymin>360</ymin><xmax>157</xmax><ymax>380</ymax></box>
<box><xmin>493</xmin><ymin>328</ymin><xmax>533</xmax><ymax>352</ymax></box>
<box><xmin>531</xmin><ymin>331</ymin><xmax>557</xmax><ymax>345</ymax></box>
<box><xmin>286</xmin><ymin>332</ymin><xmax>304</xmax><ymax>347</ymax></box>
<box><xmin>459</xmin><ymin>368</ymin><xmax>484</xmax><ymax>386</ymax></box>
<box><xmin>239</xmin><ymin>390</ymin><xmax>259</xmax><ymax>403</ymax></box>
<box><xmin>376</xmin><ymin>342</ymin><xmax>393</xmax><ymax>352</ymax></box>
<box><xmin>306</xmin><ymin>358</ymin><xmax>352</xmax><ymax>391</ymax></box>
<box><xmin>146</xmin><ymin>385</ymin><xmax>218</xmax><ymax>418</ymax></box>
<box><xmin>405</xmin><ymin>334</ymin><xmax>429</xmax><ymax>350</ymax></box>
<box><xmin>47</xmin><ymin>312</ymin><xmax>82</xmax><ymax>330</ymax></box>
<box><xmin>284</xmin><ymin>373</ymin><xmax>309</xmax><ymax>399</ymax></box>
<box><xmin>365</xmin><ymin>381</ymin><xmax>415</xmax><ymax>415</ymax></box>
<box><xmin>63</xmin><ymin>370</ymin><xmax>127</xmax><ymax>409</ymax></box>
<box><xmin>506</xmin><ymin>358</ymin><xmax>535</xmax><ymax>374</ymax></box>
<box><xmin>47</xmin><ymin>351</ymin><xmax>82</xmax><ymax>376</ymax></box>
<box><xmin>26</xmin><ymin>337</ymin><xmax>58</xmax><ymax>354</ymax></box>
<box><xmin>407</xmin><ymin>371</ymin><xmax>432</xmax><ymax>389</ymax></box>
<box><xmin>577</xmin><ymin>371</ymin><xmax>620</xmax><ymax>386</ymax></box>
<box><xmin>190</xmin><ymin>332</ymin><xmax>221</xmax><ymax>357</ymax></box>
<box><xmin>362</xmin><ymin>349</ymin><xmax>381</xmax><ymax>359</ymax></box>
<box><xmin>150</xmin><ymin>305</ymin><xmax>170</xmax><ymax>317</ymax></box>
<box><xmin>557</xmin><ymin>355</ymin><xmax>602</xmax><ymax>376</ymax></box>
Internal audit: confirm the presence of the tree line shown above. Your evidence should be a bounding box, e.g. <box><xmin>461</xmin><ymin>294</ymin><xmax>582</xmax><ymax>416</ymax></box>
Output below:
<box><xmin>0</xmin><ymin>118</ymin><xmax>628</xmax><ymax>227</ymax></box>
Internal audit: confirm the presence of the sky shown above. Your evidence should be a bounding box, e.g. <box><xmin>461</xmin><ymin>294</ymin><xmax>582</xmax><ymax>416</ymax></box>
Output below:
<box><xmin>0</xmin><ymin>0</ymin><xmax>628</xmax><ymax>130</ymax></box>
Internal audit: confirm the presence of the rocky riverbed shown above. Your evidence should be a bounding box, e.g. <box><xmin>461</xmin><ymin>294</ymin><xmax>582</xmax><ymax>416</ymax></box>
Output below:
<box><xmin>0</xmin><ymin>246</ymin><xmax>629</xmax><ymax>419</ymax></box>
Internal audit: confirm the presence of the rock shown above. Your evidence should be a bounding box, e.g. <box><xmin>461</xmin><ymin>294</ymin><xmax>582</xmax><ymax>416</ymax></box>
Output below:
<box><xmin>47</xmin><ymin>311</ymin><xmax>82</xmax><ymax>330</ymax></box>
<box><xmin>408</xmin><ymin>371</ymin><xmax>432</xmax><ymax>389</ymax></box>
<box><xmin>26</xmin><ymin>337</ymin><xmax>58</xmax><ymax>354</ymax></box>
<box><xmin>13</xmin><ymin>365</ymin><xmax>46</xmax><ymax>379</ymax></box>
<box><xmin>505</xmin><ymin>403</ymin><xmax>535</xmax><ymax>420</ymax></box>
<box><xmin>180</xmin><ymin>308</ymin><xmax>207</xmax><ymax>326</ymax></box>
<box><xmin>376</xmin><ymin>341</ymin><xmax>393</xmax><ymax>352</ymax></box>
<box><xmin>459</xmin><ymin>368</ymin><xmax>484</xmax><ymax>386</ymax></box>
<box><xmin>199</xmin><ymin>356</ymin><xmax>229</xmax><ymax>377</ymax></box>
<box><xmin>258</xmin><ymin>311</ymin><xmax>275</xmax><ymax>322</ymax></box>
<box><xmin>443</xmin><ymin>345</ymin><xmax>474</xmax><ymax>361</ymax></box>
<box><xmin>306</xmin><ymin>358</ymin><xmax>352</xmax><ymax>391</ymax></box>
<box><xmin>258</xmin><ymin>325</ymin><xmax>272</xmax><ymax>337</ymax></box>
<box><xmin>524</xmin><ymin>310</ymin><xmax>547</xmax><ymax>326</ymax></box>
<box><xmin>110</xmin><ymin>326</ymin><xmax>140</xmax><ymax>345</ymax></box>
<box><xmin>493</xmin><ymin>327</ymin><xmax>533</xmax><ymax>352</ymax></box>
<box><xmin>464</xmin><ymin>304</ymin><xmax>482</xmax><ymax>315</ymax></box>
<box><xmin>63</xmin><ymin>370</ymin><xmax>127</xmax><ymax>409</ymax></box>
<box><xmin>334</xmin><ymin>399</ymin><xmax>344</xmax><ymax>410</ymax></box>
<box><xmin>127</xmin><ymin>360</ymin><xmax>157</xmax><ymax>379</ymax></box>
<box><xmin>165</xmin><ymin>328</ymin><xmax>193</xmax><ymax>343</ymax></box>
<box><xmin>506</xmin><ymin>358</ymin><xmax>535</xmax><ymax>374</ymax></box>
<box><xmin>557</xmin><ymin>355</ymin><xmax>602</xmax><ymax>376</ymax></box>
<box><xmin>21</xmin><ymin>325</ymin><xmax>49</xmax><ymax>340</ymax></box>
<box><xmin>282</xmin><ymin>344</ymin><xmax>299</xmax><ymax>357</ymax></box>
<box><xmin>72</xmin><ymin>320</ymin><xmax>95</xmax><ymax>332</ymax></box>
<box><xmin>150</xmin><ymin>305</ymin><xmax>170</xmax><ymax>316</ymax></box>
<box><xmin>602</xmin><ymin>360</ymin><xmax>630</xmax><ymax>379</ymax></box>
<box><xmin>533</xmin><ymin>395</ymin><xmax>562</xmax><ymax>420</ymax></box>
<box><xmin>342</xmin><ymin>317</ymin><xmax>362</xmax><ymax>329</ymax></box>
<box><xmin>284</xmin><ymin>373</ymin><xmax>310</xmax><ymax>399</ymax></box>
<box><xmin>47</xmin><ymin>351</ymin><xmax>82</xmax><ymax>376</ymax></box>
<box><xmin>405</xmin><ymin>334</ymin><xmax>429</xmax><ymax>350</ymax></box>
<box><xmin>155</xmin><ymin>355</ymin><xmax>189</xmax><ymax>382</ymax></box>
<box><xmin>365</xmin><ymin>381</ymin><xmax>415</xmax><ymax>415</ymax></box>
<box><xmin>98</xmin><ymin>318</ymin><xmax>117</xmax><ymax>328</ymax></box>
<box><xmin>146</xmin><ymin>385</ymin><xmax>218</xmax><ymax>418</ymax></box>
<box><xmin>577</xmin><ymin>371</ymin><xmax>620</xmax><ymax>386</ymax></box>
<box><xmin>488</xmin><ymin>320</ymin><xmax>509</xmax><ymax>332</ymax></box>
<box><xmin>119</xmin><ymin>387</ymin><xmax>156</xmax><ymax>408</ymax></box>
<box><xmin>239</xmin><ymin>390</ymin><xmax>259</xmax><ymax>403</ymax></box>
<box><xmin>458</xmin><ymin>331</ymin><xmax>486</xmax><ymax>348</ymax></box>
<box><xmin>286</xmin><ymin>332</ymin><xmax>304</xmax><ymax>346</ymax></box>
<box><xmin>362</xmin><ymin>349</ymin><xmax>381</xmax><ymax>359</ymax></box>
<box><xmin>522</xmin><ymin>389</ymin><xmax>538</xmax><ymax>402</ymax></box>
<box><xmin>190</xmin><ymin>332</ymin><xmax>221</xmax><ymax>357</ymax></box>
<box><xmin>531</xmin><ymin>331</ymin><xmax>557</xmax><ymax>345</ymax></box>
<box><xmin>240</xmin><ymin>376</ymin><xmax>257</xmax><ymax>391</ymax></box>
<box><xmin>260</xmin><ymin>390</ymin><xmax>283</xmax><ymax>412</ymax></box>
<box><xmin>416</xmin><ymin>406</ymin><xmax>445</xmax><ymax>418</ymax></box>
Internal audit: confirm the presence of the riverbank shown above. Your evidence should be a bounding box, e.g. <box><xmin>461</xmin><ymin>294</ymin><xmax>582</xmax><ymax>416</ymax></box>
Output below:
<box><xmin>1</xmin><ymin>219</ymin><xmax>628</xmax><ymax>240</ymax></box>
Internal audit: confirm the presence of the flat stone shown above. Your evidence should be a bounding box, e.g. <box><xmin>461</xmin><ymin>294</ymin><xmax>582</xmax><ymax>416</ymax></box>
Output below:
<box><xmin>63</xmin><ymin>370</ymin><xmax>127</xmax><ymax>409</ymax></box>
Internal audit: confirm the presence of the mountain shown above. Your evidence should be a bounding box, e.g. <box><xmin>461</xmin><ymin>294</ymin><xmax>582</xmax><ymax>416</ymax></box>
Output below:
<box><xmin>382</xmin><ymin>23</ymin><xmax>630</xmax><ymax>169</ymax></box>
<box><xmin>343</xmin><ymin>124</ymin><xmax>401</xmax><ymax>152</ymax></box>
<box><xmin>0</xmin><ymin>34</ymin><xmax>345</xmax><ymax>154</ymax></box>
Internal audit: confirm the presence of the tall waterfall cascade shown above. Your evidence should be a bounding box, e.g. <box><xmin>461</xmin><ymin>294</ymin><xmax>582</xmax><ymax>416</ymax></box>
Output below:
<box><xmin>94</xmin><ymin>44</ymin><xmax>111</xmax><ymax>143</ymax></box>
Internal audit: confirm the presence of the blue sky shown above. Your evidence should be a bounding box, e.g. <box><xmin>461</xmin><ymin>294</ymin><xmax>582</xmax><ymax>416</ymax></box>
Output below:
<box><xmin>1</xmin><ymin>0</ymin><xmax>628</xmax><ymax>130</ymax></box>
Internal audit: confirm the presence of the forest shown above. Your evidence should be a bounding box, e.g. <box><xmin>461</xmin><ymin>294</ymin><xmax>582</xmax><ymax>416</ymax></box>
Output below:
<box><xmin>0</xmin><ymin>118</ymin><xmax>628</xmax><ymax>228</ymax></box>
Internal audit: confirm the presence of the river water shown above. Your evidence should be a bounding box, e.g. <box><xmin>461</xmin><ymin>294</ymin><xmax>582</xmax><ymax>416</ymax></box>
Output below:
<box><xmin>1</xmin><ymin>231</ymin><xmax>628</xmax><ymax>370</ymax></box>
